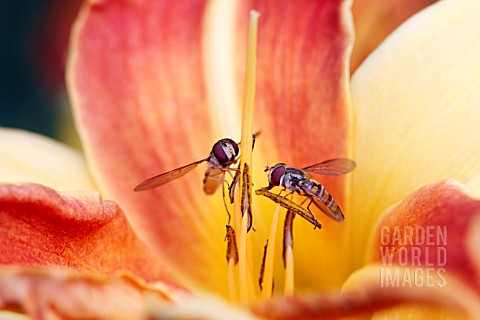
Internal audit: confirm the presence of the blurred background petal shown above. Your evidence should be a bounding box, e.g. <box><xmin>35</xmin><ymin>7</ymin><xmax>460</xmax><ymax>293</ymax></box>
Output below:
<box><xmin>0</xmin><ymin>128</ymin><xmax>94</xmax><ymax>191</ymax></box>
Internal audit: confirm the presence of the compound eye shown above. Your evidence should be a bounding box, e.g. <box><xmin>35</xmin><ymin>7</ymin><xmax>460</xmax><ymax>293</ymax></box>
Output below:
<box><xmin>269</xmin><ymin>164</ymin><xmax>286</xmax><ymax>186</ymax></box>
<box><xmin>229</xmin><ymin>140</ymin><xmax>240</xmax><ymax>158</ymax></box>
<box><xmin>212</xmin><ymin>141</ymin><xmax>228</xmax><ymax>164</ymax></box>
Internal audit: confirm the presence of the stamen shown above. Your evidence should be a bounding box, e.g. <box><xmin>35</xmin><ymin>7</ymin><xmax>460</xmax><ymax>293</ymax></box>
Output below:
<box><xmin>241</xmin><ymin>163</ymin><xmax>253</xmax><ymax>232</ymax></box>
<box><xmin>258</xmin><ymin>240</ymin><xmax>268</xmax><ymax>291</ymax></box>
<box><xmin>225</xmin><ymin>225</ymin><xmax>239</xmax><ymax>302</ymax></box>
<box><xmin>226</xmin><ymin>225</ymin><xmax>239</xmax><ymax>264</ymax></box>
<box><xmin>283</xmin><ymin>210</ymin><xmax>296</xmax><ymax>296</ymax></box>
<box><xmin>255</xmin><ymin>189</ymin><xmax>322</xmax><ymax>229</ymax></box>
<box><xmin>235</xmin><ymin>9</ymin><xmax>260</xmax><ymax>304</ymax></box>
<box><xmin>260</xmin><ymin>204</ymin><xmax>281</xmax><ymax>299</ymax></box>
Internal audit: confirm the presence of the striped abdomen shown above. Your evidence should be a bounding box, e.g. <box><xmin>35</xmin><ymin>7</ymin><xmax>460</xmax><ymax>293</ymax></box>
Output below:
<box><xmin>306</xmin><ymin>181</ymin><xmax>345</xmax><ymax>222</ymax></box>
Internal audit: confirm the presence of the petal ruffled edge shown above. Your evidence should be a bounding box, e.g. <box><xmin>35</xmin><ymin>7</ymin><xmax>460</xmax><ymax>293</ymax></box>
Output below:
<box><xmin>342</xmin><ymin>264</ymin><xmax>480</xmax><ymax>319</ymax></box>
<box><xmin>251</xmin><ymin>263</ymin><xmax>480</xmax><ymax>319</ymax></box>
<box><xmin>0</xmin><ymin>183</ymin><xmax>176</xmax><ymax>283</ymax></box>
<box><xmin>365</xmin><ymin>180</ymin><xmax>480</xmax><ymax>292</ymax></box>
<box><xmin>0</xmin><ymin>267</ymin><xmax>184</xmax><ymax>319</ymax></box>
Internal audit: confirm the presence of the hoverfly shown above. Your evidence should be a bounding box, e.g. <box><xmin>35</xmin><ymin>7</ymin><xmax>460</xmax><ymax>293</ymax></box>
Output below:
<box><xmin>260</xmin><ymin>158</ymin><xmax>356</xmax><ymax>226</ymax></box>
<box><xmin>134</xmin><ymin>138</ymin><xmax>240</xmax><ymax>222</ymax></box>
<box><xmin>134</xmin><ymin>138</ymin><xmax>239</xmax><ymax>193</ymax></box>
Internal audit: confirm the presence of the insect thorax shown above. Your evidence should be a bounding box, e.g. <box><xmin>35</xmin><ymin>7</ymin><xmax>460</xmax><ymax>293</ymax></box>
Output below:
<box><xmin>283</xmin><ymin>168</ymin><xmax>308</xmax><ymax>191</ymax></box>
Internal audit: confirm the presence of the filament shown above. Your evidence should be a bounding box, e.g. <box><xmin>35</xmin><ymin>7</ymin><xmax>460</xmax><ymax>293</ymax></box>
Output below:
<box><xmin>283</xmin><ymin>210</ymin><xmax>296</xmax><ymax>296</ymax></box>
<box><xmin>261</xmin><ymin>204</ymin><xmax>281</xmax><ymax>299</ymax></box>
<box><xmin>235</xmin><ymin>9</ymin><xmax>260</xmax><ymax>304</ymax></box>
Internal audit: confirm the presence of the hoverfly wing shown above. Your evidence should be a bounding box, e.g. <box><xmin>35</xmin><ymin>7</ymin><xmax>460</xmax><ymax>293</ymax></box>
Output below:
<box><xmin>134</xmin><ymin>158</ymin><xmax>208</xmax><ymax>192</ymax></box>
<box><xmin>203</xmin><ymin>166</ymin><xmax>226</xmax><ymax>195</ymax></box>
<box><xmin>300</xmin><ymin>184</ymin><xmax>345</xmax><ymax>222</ymax></box>
<box><xmin>302</xmin><ymin>158</ymin><xmax>356</xmax><ymax>176</ymax></box>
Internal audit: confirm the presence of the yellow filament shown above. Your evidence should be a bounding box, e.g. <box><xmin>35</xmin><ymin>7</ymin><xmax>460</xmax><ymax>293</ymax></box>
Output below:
<box><xmin>239</xmin><ymin>10</ymin><xmax>260</xmax><ymax>165</ymax></box>
<box><xmin>236</xmin><ymin>9</ymin><xmax>260</xmax><ymax>304</ymax></box>
<box><xmin>238</xmin><ymin>208</ymin><xmax>250</xmax><ymax>302</ymax></box>
<box><xmin>261</xmin><ymin>204</ymin><xmax>281</xmax><ymax>299</ymax></box>
<box><xmin>284</xmin><ymin>246</ymin><xmax>294</xmax><ymax>296</ymax></box>
<box><xmin>228</xmin><ymin>258</ymin><xmax>237</xmax><ymax>303</ymax></box>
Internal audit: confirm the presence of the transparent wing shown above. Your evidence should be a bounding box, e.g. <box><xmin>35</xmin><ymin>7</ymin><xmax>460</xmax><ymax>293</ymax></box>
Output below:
<box><xmin>302</xmin><ymin>158</ymin><xmax>356</xmax><ymax>176</ymax></box>
<box><xmin>203</xmin><ymin>166</ymin><xmax>226</xmax><ymax>195</ymax></box>
<box><xmin>300</xmin><ymin>185</ymin><xmax>345</xmax><ymax>222</ymax></box>
<box><xmin>134</xmin><ymin>158</ymin><xmax>207</xmax><ymax>191</ymax></box>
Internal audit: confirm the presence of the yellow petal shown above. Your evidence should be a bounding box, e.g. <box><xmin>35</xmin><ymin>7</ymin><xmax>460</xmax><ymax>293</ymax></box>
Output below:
<box><xmin>0</xmin><ymin>128</ymin><xmax>94</xmax><ymax>191</ymax></box>
<box><xmin>350</xmin><ymin>0</ymin><xmax>480</xmax><ymax>269</ymax></box>
<box><xmin>351</xmin><ymin>0</ymin><xmax>437</xmax><ymax>71</ymax></box>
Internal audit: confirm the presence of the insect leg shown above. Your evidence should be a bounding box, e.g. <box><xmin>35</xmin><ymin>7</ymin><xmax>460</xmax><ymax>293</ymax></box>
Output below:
<box><xmin>304</xmin><ymin>198</ymin><xmax>322</xmax><ymax>230</ymax></box>
<box><xmin>222</xmin><ymin>179</ymin><xmax>232</xmax><ymax>226</ymax></box>
<box><xmin>228</xmin><ymin>168</ymin><xmax>240</xmax><ymax>204</ymax></box>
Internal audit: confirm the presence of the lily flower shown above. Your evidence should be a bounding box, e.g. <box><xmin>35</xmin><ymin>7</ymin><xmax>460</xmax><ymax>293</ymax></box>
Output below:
<box><xmin>1</xmin><ymin>0</ymin><xmax>480</xmax><ymax>319</ymax></box>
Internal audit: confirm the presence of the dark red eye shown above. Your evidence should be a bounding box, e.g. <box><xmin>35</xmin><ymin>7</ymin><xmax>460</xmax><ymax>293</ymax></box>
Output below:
<box><xmin>212</xmin><ymin>141</ymin><xmax>228</xmax><ymax>164</ymax></box>
<box><xmin>269</xmin><ymin>164</ymin><xmax>286</xmax><ymax>186</ymax></box>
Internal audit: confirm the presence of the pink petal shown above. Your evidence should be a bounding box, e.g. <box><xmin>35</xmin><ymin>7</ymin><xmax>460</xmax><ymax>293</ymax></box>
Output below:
<box><xmin>68</xmin><ymin>0</ymin><xmax>355</xmax><ymax>293</ymax></box>
<box><xmin>68</xmin><ymin>0</ymin><xmax>232</xmax><ymax>293</ymax></box>
<box><xmin>234</xmin><ymin>0</ymin><xmax>354</xmax><ymax>289</ymax></box>
<box><xmin>367</xmin><ymin>180</ymin><xmax>480</xmax><ymax>292</ymax></box>
<box><xmin>0</xmin><ymin>267</ymin><xmax>181</xmax><ymax>319</ymax></box>
<box><xmin>236</xmin><ymin>0</ymin><xmax>353</xmax><ymax>171</ymax></box>
<box><xmin>0</xmin><ymin>183</ymin><xmax>173</xmax><ymax>283</ymax></box>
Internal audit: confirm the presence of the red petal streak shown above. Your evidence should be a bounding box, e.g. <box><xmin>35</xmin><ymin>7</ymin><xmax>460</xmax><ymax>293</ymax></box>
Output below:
<box><xmin>235</xmin><ymin>0</ymin><xmax>354</xmax><ymax>289</ymax></box>
<box><xmin>235</xmin><ymin>0</ymin><xmax>353</xmax><ymax>219</ymax></box>
<box><xmin>236</xmin><ymin>0</ymin><xmax>353</xmax><ymax>172</ymax></box>
<box><xmin>68</xmin><ymin>0</ymin><xmax>229</xmax><ymax>293</ymax></box>
<box><xmin>0</xmin><ymin>267</ymin><xmax>181</xmax><ymax>319</ymax></box>
<box><xmin>369</xmin><ymin>180</ymin><xmax>480</xmax><ymax>292</ymax></box>
<box><xmin>0</xmin><ymin>183</ymin><xmax>172</xmax><ymax>282</ymax></box>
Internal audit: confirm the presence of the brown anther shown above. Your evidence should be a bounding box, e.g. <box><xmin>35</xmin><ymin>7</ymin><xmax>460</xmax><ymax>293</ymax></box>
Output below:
<box><xmin>225</xmin><ymin>225</ymin><xmax>239</xmax><ymax>264</ymax></box>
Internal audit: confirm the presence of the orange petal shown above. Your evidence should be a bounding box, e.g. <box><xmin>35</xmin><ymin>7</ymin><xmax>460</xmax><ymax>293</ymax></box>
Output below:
<box><xmin>234</xmin><ymin>0</ymin><xmax>354</xmax><ymax>169</ymax></box>
<box><xmin>0</xmin><ymin>267</ymin><xmax>182</xmax><ymax>319</ymax></box>
<box><xmin>253</xmin><ymin>267</ymin><xmax>480</xmax><ymax>319</ymax></box>
<box><xmin>67</xmin><ymin>0</ymin><xmax>235</xmax><ymax>294</ymax></box>
<box><xmin>366</xmin><ymin>180</ymin><xmax>480</xmax><ymax>292</ymax></box>
<box><xmin>67</xmin><ymin>0</ymin><xmax>355</xmax><ymax>294</ymax></box>
<box><xmin>322</xmin><ymin>180</ymin><xmax>480</xmax><ymax>318</ymax></box>
<box><xmin>0</xmin><ymin>183</ymin><xmax>174</xmax><ymax>283</ymax></box>
<box><xmin>235</xmin><ymin>0</ymin><xmax>354</xmax><ymax>290</ymax></box>
<box><xmin>351</xmin><ymin>0</ymin><xmax>437</xmax><ymax>71</ymax></box>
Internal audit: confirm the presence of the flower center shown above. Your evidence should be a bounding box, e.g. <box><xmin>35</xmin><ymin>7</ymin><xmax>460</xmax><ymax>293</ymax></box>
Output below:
<box><xmin>228</xmin><ymin>10</ymin><xmax>296</xmax><ymax>304</ymax></box>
